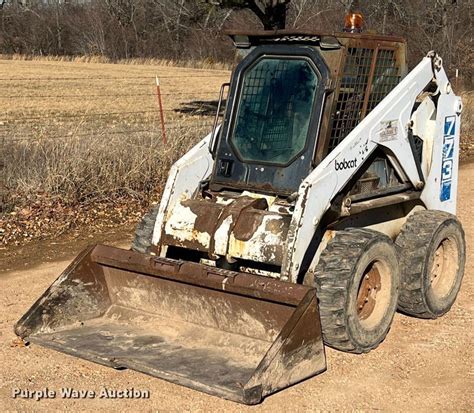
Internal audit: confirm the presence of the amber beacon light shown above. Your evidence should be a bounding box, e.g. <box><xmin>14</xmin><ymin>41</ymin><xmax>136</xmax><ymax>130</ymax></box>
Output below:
<box><xmin>344</xmin><ymin>11</ymin><xmax>364</xmax><ymax>33</ymax></box>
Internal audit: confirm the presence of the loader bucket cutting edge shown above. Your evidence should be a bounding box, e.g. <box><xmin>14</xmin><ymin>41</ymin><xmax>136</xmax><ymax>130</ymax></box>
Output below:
<box><xmin>14</xmin><ymin>244</ymin><xmax>326</xmax><ymax>404</ymax></box>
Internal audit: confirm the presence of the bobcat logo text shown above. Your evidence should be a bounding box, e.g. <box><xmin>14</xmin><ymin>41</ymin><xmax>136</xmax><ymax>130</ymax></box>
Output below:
<box><xmin>334</xmin><ymin>158</ymin><xmax>358</xmax><ymax>171</ymax></box>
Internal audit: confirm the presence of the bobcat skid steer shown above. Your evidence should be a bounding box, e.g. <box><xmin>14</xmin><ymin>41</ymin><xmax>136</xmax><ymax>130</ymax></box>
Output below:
<box><xmin>16</xmin><ymin>30</ymin><xmax>465</xmax><ymax>404</ymax></box>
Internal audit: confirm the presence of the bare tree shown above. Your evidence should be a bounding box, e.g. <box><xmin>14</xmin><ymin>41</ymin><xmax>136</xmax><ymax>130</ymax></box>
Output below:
<box><xmin>207</xmin><ymin>0</ymin><xmax>291</xmax><ymax>29</ymax></box>
<box><xmin>0</xmin><ymin>0</ymin><xmax>471</xmax><ymax>85</ymax></box>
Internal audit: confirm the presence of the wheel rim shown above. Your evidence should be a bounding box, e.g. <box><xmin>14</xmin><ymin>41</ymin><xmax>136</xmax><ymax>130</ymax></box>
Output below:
<box><xmin>356</xmin><ymin>261</ymin><xmax>392</xmax><ymax>329</ymax></box>
<box><xmin>430</xmin><ymin>237</ymin><xmax>459</xmax><ymax>299</ymax></box>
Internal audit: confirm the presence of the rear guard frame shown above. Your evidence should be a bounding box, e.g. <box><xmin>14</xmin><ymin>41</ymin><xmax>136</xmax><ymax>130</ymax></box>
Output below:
<box><xmin>15</xmin><ymin>245</ymin><xmax>326</xmax><ymax>404</ymax></box>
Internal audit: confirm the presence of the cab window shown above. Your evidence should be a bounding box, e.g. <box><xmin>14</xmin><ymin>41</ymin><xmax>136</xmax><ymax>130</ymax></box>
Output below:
<box><xmin>231</xmin><ymin>57</ymin><xmax>319</xmax><ymax>165</ymax></box>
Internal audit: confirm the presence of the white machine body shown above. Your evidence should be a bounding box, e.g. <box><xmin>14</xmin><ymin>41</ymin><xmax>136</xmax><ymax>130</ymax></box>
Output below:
<box><xmin>152</xmin><ymin>52</ymin><xmax>462</xmax><ymax>283</ymax></box>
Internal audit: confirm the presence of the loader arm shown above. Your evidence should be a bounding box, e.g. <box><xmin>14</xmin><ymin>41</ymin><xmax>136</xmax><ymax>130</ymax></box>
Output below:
<box><xmin>282</xmin><ymin>53</ymin><xmax>462</xmax><ymax>281</ymax></box>
<box><xmin>151</xmin><ymin>132</ymin><xmax>215</xmax><ymax>249</ymax></box>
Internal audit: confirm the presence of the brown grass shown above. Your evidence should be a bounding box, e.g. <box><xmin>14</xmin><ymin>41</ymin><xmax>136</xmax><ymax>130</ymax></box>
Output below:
<box><xmin>3</xmin><ymin>124</ymin><xmax>209</xmax><ymax>205</ymax></box>
<box><xmin>0</xmin><ymin>53</ymin><xmax>232</xmax><ymax>71</ymax></box>
<box><xmin>0</xmin><ymin>58</ymin><xmax>230</xmax><ymax>209</ymax></box>
<box><xmin>0</xmin><ymin>58</ymin><xmax>230</xmax><ymax>245</ymax></box>
<box><xmin>460</xmin><ymin>91</ymin><xmax>474</xmax><ymax>157</ymax></box>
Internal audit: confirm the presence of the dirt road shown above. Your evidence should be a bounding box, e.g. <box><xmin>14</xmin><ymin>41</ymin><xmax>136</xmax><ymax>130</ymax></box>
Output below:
<box><xmin>1</xmin><ymin>165</ymin><xmax>473</xmax><ymax>412</ymax></box>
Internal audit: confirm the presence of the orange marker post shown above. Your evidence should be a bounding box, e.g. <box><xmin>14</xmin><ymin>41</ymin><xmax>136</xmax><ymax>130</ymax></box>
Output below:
<box><xmin>155</xmin><ymin>76</ymin><xmax>167</xmax><ymax>145</ymax></box>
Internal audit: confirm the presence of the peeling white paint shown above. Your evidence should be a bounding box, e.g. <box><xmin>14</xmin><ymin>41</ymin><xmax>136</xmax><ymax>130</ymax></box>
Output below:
<box><xmin>228</xmin><ymin>215</ymin><xmax>286</xmax><ymax>265</ymax></box>
<box><xmin>195</xmin><ymin>230</ymin><xmax>211</xmax><ymax>248</ymax></box>
<box><xmin>213</xmin><ymin>215</ymin><xmax>234</xmax><ymax>256</ymax></box>
<box><xmin>151</xmin><ymin>132</ymin><xmax>214</xmax><ymax>248</ymax></box>
<box><xmin>164</xmin><ymin>203</ymin><xmax>211</xmax><ymax>247</ymax></box>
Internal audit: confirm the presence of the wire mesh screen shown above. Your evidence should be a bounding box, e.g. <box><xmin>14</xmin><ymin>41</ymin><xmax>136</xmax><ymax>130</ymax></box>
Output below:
<box><xmin>233</xmin><ymin>58</ymin><xmax>317</xmax><ymax>165</ymax></box>
<box><xmin>366</xmin><ymin>49</ymin><xmax>401</xmax><ymax>114</ymax></box>
<box><xmin>242</xmin><ymin>60</ymin><xmax>294</xmax><ymax>151</ymax></box>
<box><xmin>328</xmin><ymin>48</ymin><xmax>374</xmax><ymax>152</ymax></box>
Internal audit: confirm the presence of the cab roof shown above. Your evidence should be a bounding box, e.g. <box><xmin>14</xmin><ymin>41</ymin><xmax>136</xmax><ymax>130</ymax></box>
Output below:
<box><xmin>225</xmin><ymin>29</ymin><xmax>406</xmax><ymax>49</ymax></box>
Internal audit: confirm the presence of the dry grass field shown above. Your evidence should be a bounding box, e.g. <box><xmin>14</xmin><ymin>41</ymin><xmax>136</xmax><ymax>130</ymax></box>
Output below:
<box><xmin>0</xmin><ymin>56</ymin><xmax>230</xmax><ymax>123</ymax></box>
<box><xmin>0</xmin><ymin>58</ymin><xmax>231</xmax><ymax>244</ymax></box>
<box><xmin>461</xmin><ymin>91</ymin><xmax>474</xmax><ymax>156</ymax></box>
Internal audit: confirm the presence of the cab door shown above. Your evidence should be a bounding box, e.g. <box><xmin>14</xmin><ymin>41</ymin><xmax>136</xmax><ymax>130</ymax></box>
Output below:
<box><xmin>210</xmin><ymin>45</ymin><xmax>330</xmax><ymax>196</ymax></box>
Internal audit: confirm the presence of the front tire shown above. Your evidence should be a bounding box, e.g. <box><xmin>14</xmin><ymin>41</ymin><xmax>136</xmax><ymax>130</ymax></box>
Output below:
<box><xmin>395</xmin><ymin>210</ymin><xmax>466</xmax><ymax>319</ymax></box>
<box><xmin>132</xmin><ymin>205</ymin><xmax>160</xmax><ymax>253</ymax></box>
<box><xmin>311</xmin><ymin>228</ymin><xmax>400</xmax><ymax>353</ymax></box>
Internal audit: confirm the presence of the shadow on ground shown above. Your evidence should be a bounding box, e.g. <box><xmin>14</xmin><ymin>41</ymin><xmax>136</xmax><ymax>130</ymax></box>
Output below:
<box><xmin>174</xmin><ymin>100</ymin><xmax>226</xmax><ymax>116</ymax></box>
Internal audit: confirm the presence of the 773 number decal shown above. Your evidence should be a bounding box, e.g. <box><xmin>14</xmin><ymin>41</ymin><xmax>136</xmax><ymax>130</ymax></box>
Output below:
<box><xmin>440</xmin><ymin>116</ymin><xmax>456</xmax><ymax>202</ymax></box>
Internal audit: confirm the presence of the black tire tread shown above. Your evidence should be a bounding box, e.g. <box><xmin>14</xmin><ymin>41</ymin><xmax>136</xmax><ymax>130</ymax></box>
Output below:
<box><xmin>313</xmin><ymin>228</ymin><xmax>396</xmax><ymax>354</ymax></box>
<box><xmin>395</xmin><ymin>210</ymin><xmax>465</xmax><ymax>319</ymax></box>
<box><xmin>131</xmin><ymin>205</ymin><xmax>160</xmax><ymax>253</ymax></box>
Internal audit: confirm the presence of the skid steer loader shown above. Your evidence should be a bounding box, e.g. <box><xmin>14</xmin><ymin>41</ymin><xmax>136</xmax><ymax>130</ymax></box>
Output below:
<box><xmin>16</xmin><ymin>29</ymin><xmax>466</xmax><ymax>404</ymax></box>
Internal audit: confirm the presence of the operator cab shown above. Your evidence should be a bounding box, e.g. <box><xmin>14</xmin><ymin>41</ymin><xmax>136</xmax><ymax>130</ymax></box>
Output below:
<box><xmin>209</xmin><ymin>30</ymin><xmax>407</xmax><ymax>197</ymax></box>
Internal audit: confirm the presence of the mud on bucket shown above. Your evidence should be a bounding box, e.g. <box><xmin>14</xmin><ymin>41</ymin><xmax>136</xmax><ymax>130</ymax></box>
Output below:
<box><xmin>15</xmin><ymin>244</ymin><xmax>326</xmax><ymax>404</ymax></box>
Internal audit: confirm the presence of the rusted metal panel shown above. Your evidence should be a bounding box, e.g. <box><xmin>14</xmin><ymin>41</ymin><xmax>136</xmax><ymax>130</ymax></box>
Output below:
<box><xmin>162</xmin><ymin>194</ymin><xmax>290</xmax><ymax>266</ymax></box>
<box><xmin>229</xmin><ymin>211</ymin><xmax>290</xmax><ymax>265</ymax></box>
<box><xmin>323</xmin><ymin>37</ymin><xmax>406</xmax><ymax>155</ymax></box>
<box><xmin>151</xmin><ymin>134</ymin><xmax>214</xmax><ymax>253</ymax></box>
<box><xmin>162</xmin><ymin>200</ymin><xmax>213</xmax><ymax>251</ymax></box>
<box><xmin>361</xmin><ymin>47</ymin><xmax>380</xmax><ymax>118</ymax></box>
<box><xmin>315</xmin><ymin>47</ymin><xmax>347</xmax><ymax>162</ymax></box>
<box><xmin>15</xmin><ymin>245</ymin><xmax>326</xmax><ymax>405</ymax></box>
<box><xmin>208</xmin><ymin>196</ymin><xmax>268</xmax><ymax>257</ymax></box>
<box><xmin>348</xmin><ymin>191</ymin><xmax>421</xmax><ymax>215</ymax></box>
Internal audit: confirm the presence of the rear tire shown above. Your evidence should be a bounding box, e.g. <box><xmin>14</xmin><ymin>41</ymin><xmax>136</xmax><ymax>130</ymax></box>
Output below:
<box><xmin>132</xmin><ymin>205</ymin><xmax>160</xmax><ymax>253</ymax></box>
<box><xmin>311</xmin><ymin>228</ymin><xmax>400</xmax><ymax>353</ymax></box>
<box><xmin>395</xmin><ymin>210</ymin><xmax>466</xmax><ymax>319</ymax></box>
